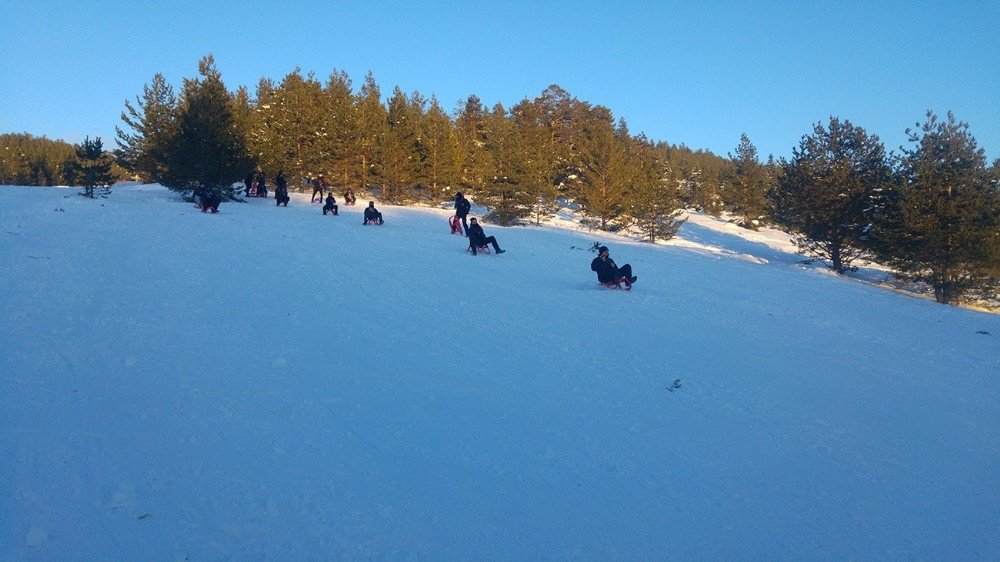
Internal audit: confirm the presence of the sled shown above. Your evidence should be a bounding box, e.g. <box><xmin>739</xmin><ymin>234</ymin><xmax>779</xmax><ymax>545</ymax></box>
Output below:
<box><xmin>467</xmin><ymin>244</ymin><xmax>491</xmax><ymax>255</ymax></box>
<box><xmin>600</xmin><ymin>278</ymin><xmax>632</xmax><ymax>291</ymax></box>
<box><xmin>364</xmin><ymin>218</ymin><xmax>383</xmax><ymax>225</ymax></box>
<box><xmin>449</xmin><ymin>215</ymin><xmax>464</xmax><ymax>235</ymax></box>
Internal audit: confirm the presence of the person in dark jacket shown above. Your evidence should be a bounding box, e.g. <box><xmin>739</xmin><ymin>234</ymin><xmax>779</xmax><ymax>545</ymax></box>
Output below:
<box><xmin>363</xmin><ymin>201</ymin><xmax>383</xmax><ymax>225</ymax></box>
<box><xmin>342</xmin><ymin>188</ymin><xmax>357</xmax><ymax>205</ymax></box>
<box><xmin>323</xmin><ymin>193</ymin><xmax>339</xmax><ymax>215</ymax></box>
<box><xmin>199</xmin><ymin>187</ymin><xmax>222</xmax><ymax>213</ymax></box>
<box><xmin>467</xmin><ymin>217</ymin><xmax>505</xmax><ymax>255</ymax></box>
<box><xmin>255</xmin><ymin>171</ymin><xmax>267</xmax><ymax>198</ymax></box>
<box><xmin>312</xmin><ymin>176</ymin><xmax>326</xmax><ymax>203</ymax></box>
<box><xmin>244</xmin><ymin>172</ymin><xmax>255</xmax><ymax>197</ymax></box>
<box><xmin>274</xmin><ymin>171</ymin><xmax>289</xmax><ymax>206</ymax></box>
<box><xmin>454</xmin><ymin>192</ymin><xmax>472</xmax><ymax>235</ymax></box>
<box><xmin>591</xmin><ymin>246</ymin><xmax>637</xmax><ymax>286</ymax></box>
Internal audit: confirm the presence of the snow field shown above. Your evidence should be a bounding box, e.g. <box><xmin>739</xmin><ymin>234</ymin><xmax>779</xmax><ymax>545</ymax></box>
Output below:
<box><xmin>1</xmin><ymin>185</ymin><xmax>997</xmax><ymax>559</ymax></box>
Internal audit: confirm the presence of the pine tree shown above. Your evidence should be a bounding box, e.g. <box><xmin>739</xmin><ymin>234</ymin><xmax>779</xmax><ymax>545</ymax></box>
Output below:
<box><xmin>74</xmin><ymin>136</ymin><xmax>116</xmax><ymax>197</ymax></box>
<box><xmin>115</xmin><ymin>73</ymin><xmax>176</xmax><ymax>182</ymax></box>
<box><xmin>479</xmin><ymin>102</ymin><xmax>531</xmax><ymax>224</ymax></box>
<box><xmin>578</xmin><ymin>117</ymin><xmax>631</xmax><ymax>230</ymax></box>
<box><xmin>773</xmin><ymin>117</ymin><xmax>892</xmax><ymax>273</ymax></box>
<box><xmin>420</xmin><ymin>95</ymin><xmax>461</xmax><ymax>195</ymax></box>
<box><xmin>160</xmin><ymin>55</ymin><xmax>252</xmax><ymax>202</ymax></box>
<box><xmin>324</xmin><ymin>70</ymin><xmax>358</xmax><ymax>188</ymax></box>
<box><xmin>511</xmin><ymin>99</ymin><xmax>558</xmax><ymax>225</ymax></box>
<box><xmin>455</xmin><ymin>94</ymin><xmax>488</xmax><ymax>195</ymax></box>
<box><xmin>630</xmin><ymin>140</ymin><xmax>686</xmax><ymax>242</ymax></box>
<box><xmin>380</xmin><ymin>87</ymin><xmax>422</xmax><ymax>202</ymax></box>
<box><xmin>883</xmin><ymin>111</ymin><xmax>999</xmax><ymax>304</ymax></box>
<box><xmin>725</xmin><ymin>133</ymin><xmax>769</xmax><ymax>229</ymax></box>
<box><xmin>354</xmin><ymin>72</ymin><xmax>386</xmax><ymax>194</ymax></box>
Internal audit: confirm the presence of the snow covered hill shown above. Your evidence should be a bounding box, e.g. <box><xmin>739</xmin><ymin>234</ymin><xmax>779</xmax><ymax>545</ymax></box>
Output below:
<box><xmin>2</xmin><ymin>185</ymin><xmax>998</xmax><ymax>559</ymax></box>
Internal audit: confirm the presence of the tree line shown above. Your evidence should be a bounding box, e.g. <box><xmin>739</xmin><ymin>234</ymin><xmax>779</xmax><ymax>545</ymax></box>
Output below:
<box><xmin>7</xmin><ymin>55</ymin><xmax>998</xmax><ymax>305</ymax></box>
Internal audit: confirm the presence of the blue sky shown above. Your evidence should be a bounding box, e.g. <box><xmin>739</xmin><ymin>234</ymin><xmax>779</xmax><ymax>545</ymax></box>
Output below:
<box><xmin>1</xmin><ymin>0</ymin><xmax>997</xmax><ymax>161</ymax></box>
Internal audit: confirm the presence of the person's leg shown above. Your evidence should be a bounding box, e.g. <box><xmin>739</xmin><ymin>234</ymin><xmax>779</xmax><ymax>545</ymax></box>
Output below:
<box><xmin>485</xmin><ymin>236</ymin><xmax>501</xmax><ymax>252</ymax></box>
<box><xmin>618</xmin><ymin>264</ymin><xmax>632</xmax><ymax>280</ymax></box>
<box><xmin>461</xmin><ymin>216</ymin><xmax>469</xmax><ymax>234</ymax></box>
<box><xmin>333</xmin><ymin>204</ymin><xmax>338</xmax><ymax>215</ymax></box>
<box><xmin>377</xmin><ymin>212</ymin><xmax>383</xmax><ymax>224</ymax></box>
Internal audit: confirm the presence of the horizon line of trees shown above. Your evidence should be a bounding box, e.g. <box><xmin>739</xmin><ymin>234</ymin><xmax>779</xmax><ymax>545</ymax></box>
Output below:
<box><xmin>5</xmin><ymin>55</ymin><xmax>997</xmax><ymax>305</ymax></box>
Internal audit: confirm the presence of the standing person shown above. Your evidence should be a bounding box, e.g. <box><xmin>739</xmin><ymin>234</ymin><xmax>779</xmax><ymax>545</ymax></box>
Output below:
<box><xmin>454</xmin><ymin>192</ymin><xmax>472</xmax><ymax>235</ymax></box>
<box><xmin>323</xmin><ymin>193</ymin><xmax>339</xmax><ymax>215</ymax></box>
<box><xmin>363</xmin><ymin>201</ymin><xmax>383</xmax><ymax>225</ymax></box>
<box><xmin>275</xmin><ymin>171</ymin><xmax>289</xmax><ymax>206</ymax></box>
<box><xmin>244</xmin><ymin>172</ymin><xmax>254</xmax><ymax>197</ymax></box>
<box><xmin>590</xmin><ymin>246</ymin><xmax>637</xmax><ymax>287</ymax></box>
<box><xmin>312</xmin><ymin>175</ymin><xmax>326</xmax><ymax>203</ymax></box>
<box><xmin>467</xmin><ymin>217</ymin><xmax>505</xmax><ymax>255</ymax></box>
<box><xmin>255</xmin><ymin>170</ymin><xmax>267</xmax><ymax>198</ymax></box>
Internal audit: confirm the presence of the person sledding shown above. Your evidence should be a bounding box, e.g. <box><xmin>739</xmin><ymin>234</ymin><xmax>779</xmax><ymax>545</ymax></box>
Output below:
<box><xmin>311</xmin><ymin>175</ymin><xmax>327</xmax><ymax>203</ymax></box>
<box><xmin>342</xmin><ymin>188</ymin><xmax>357</xmax><ymax>206</ymax></box>
<box><xmin>467</xmin><ymin>217</ymin><xmax>505</xmax><ymax>255</ymax></box>
<box><xmin>454</xmin><ymin>192</ymin><xmax>471</xmax><ymax>235</ymax></box>
<box><xmin>591</xmin><ymin>246</ymin><xmax>636</xmax><ymax>288</ymax></box>
<box><xmin>274</xmin><ymin>171</ymin><xmax>289</xmax><ymax>206</ymax></box>
<box><xmin>323</xmin><ymin>193</ymin><xmax>339</xmax><ymax>215</ymax></box>
<box><xmin>198</xmin><ymin>187</ymin><xmax>222</xmax><ymax>213</ymax></box>
<box><xmin>363</xmin><ymin>201</ymin><xmax>383</xmax><ymax>225</ymax></box>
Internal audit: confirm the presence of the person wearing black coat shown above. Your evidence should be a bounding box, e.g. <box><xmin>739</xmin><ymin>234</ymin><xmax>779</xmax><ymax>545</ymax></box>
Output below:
<box><xmin>255</xmin><ymin>171</ymin><xmax>267</xmax><ymax>198</ymax></box>
<box><xmin>363</xmin><ymin>201</ymin><xmax>383</xmax><ymax>225</ymax></box>
<box><xmin>591</xmin><ymin>246</ymin><xmax>636</xmax><ymax>286</ymax></box>
<box><xmin>312</xmin><ymin>176</ymin><xmax>326</xmax><ymax>203</ymax></box>
<box><xmin>454</xmin><ymin>192</ymin><xmax>472</xmax><ymax>235</ymax></box>
<box><xmin>244</xmin><ymin>172</ymin><xmax>254</xmax><ymax>197</ymax></box>
<box><xmin>274</xmin><ymin>171</ymin><xmax>289</xmax><ymax>206</ymax></box>
<box><xmin>323</xmin><ymin>193</ymin><xmax>339</xmax><ymax>215</ymax></box>
<box><xmin>467</xmin><ymin>217</ymin><xmax>505</xmax><ymax>255</ymax></box>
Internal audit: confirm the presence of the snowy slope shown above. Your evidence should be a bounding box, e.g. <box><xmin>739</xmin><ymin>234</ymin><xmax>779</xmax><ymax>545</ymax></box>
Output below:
<box><xmin>1</xmin><ymin>185</ymin><xmax>998</xmax><ymax>559</ymax></box>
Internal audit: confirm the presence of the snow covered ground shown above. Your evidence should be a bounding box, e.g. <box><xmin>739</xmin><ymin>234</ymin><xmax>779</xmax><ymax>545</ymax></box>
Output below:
<box><xmin>2</xmin><ymin>185</ymin><xmax>998</xmax><ymax>559</ymax></box>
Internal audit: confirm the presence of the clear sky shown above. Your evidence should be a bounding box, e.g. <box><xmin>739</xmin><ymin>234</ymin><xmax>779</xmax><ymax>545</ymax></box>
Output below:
<box><xmin>2</xmin><ymin>0</ymin><xmax>997</xmax><ymax>161</ymax></box>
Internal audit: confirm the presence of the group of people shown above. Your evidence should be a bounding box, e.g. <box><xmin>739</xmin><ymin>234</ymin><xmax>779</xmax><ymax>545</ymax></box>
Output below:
<box><xmin>453</xmin><ymin>192</ymin><xmax>505</xmax><ymax>255</ymax></box>
<box><xmin>242</xmin><ymin>176</ymin><xmax>636</xmax><ymax>287</ymax></box>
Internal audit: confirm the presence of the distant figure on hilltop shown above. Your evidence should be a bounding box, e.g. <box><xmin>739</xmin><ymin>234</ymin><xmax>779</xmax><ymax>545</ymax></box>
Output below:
<box><xmin>312</xmin><ymin>176</ymin><xmax>327</xmax><ymax>203</ymax></box>
<box><xmin>454</xmin><ymin>192</ymin><xmax>471</xmax><ymax>235</ymax></box>
<box><xmin>343</xmin><ymin>188</ymin><xmax>357</xmax><ymax>206</ymax></box>
<box><xmin>467</xmin><ymin>217</ymin><xmax>505</xmax><ymax>255</ymax></box>
<box><xmin>591</xmin><ymin>245</ymin><xmax>636</xmax><ymax>288</ymax></box>
<box><xmin>243</xmin><ymin>171</ymin><xmax>255</xmax><ymax>197</ymax></box>
<box><xmin>255</xmin><ymin>170</ymin><xmax>267</xmax><ymax>198</ymax></box>
<box><xmin>274</xmin><ymin>171</ymin><xmax>289</xmax><ymax>206</ymax></box>
<box><xmin>323</xmin><ymin>193</ymin><xmax>338</xmax><ymax>216</ymax></box>
<box><xmin>363</xmin><ymin>201</ymin><xmax>383</xmax><ymax>225</ymax></box>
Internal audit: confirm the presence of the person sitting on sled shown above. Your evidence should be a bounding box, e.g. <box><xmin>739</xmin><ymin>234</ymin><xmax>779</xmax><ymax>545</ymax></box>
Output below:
<box><xmin>255</xmin><ymin>170</ymin><xmax>267</xmax><ymax>198</ymax></box>
<box><xmin>591</xmin><ymin>245</ymin><xmax>636</xmax><ymax>287</ymax></box>
<box><xmin>467</xmin><ymin>217</ymin><xmax>505</xmax><ymax>255</ymax></box>
<box><xmin>363</xmin><ymin>201</ymin><xmax>383</xmax><ymax>225</ymax></box>
<box><xmin>323</xmin><ymin>193</ymin><xmax>338</xmax><ymax>215</ymax></box>
<box><xmin>342</xmin><ymin>188</ymin><xmax>357</xmax><ymax>205</ymax></box>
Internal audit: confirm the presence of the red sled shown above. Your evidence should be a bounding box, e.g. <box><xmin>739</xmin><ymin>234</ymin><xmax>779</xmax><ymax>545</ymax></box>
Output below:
<box><xmin>449</xmin><ymin>215</ymin><xmax>463</xmax><ymax>235</ymax></box>
<box><xmin>600</xmin><ymin>278</ymin><xmax>632</xmax><ymax>291</ymax></box>
<box><xmin>467</xmin><ymin>245</ymin><xmax>491</xmax><ymax>255</ymax></box>
<box><xmin>364</xmin><ymin>218</ymin><xmax>383</xmax><ymax>225</ymax></box>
